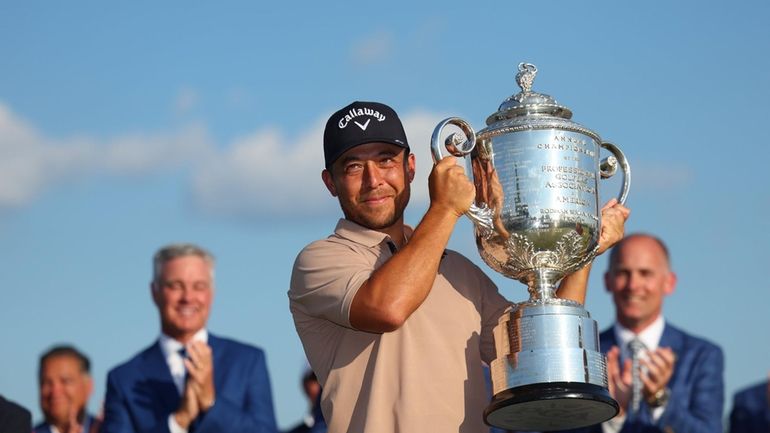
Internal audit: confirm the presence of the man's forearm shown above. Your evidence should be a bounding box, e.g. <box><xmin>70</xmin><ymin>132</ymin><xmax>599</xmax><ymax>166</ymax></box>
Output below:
<box><xmin>556</xmin><ymin>263</ymin><xmax>591</xmax><ymax>304</ymax></box>
<box><xmin>349</xmin><ymin>204</ymin><xmax>459</xmax><ymax>332</ymax></box>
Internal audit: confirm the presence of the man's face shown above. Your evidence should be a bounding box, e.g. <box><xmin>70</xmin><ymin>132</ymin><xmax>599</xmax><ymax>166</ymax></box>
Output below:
<box><xmin>322</xmin><ymin>142</ymin><xmax>415</xmax><ymax>231</ymax></box>
<box><xmin>303</xmin><ymin>378</ymin><xmax>321</xmax><ymax>403</ymax></box>
<box><xmin>152</xmin><ymin>255</ymin><xmax>213</xmax><ymax>342</ymax></box>
<box><xmin>604</xmin><ymin>236</ymin><xmax>676</xmax><ymax>331</ymax></box>
<box><xmin>39</xmin><ymin>356</ymin><xmax>92</xmax><ymax>426</ymax></box>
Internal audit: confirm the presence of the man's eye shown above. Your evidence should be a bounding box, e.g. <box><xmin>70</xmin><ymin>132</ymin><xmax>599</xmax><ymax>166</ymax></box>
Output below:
<box><xmin>193</xmin><ymin>282</ymin><xmax>210</xmax><ymax>291</ymax></box>
<box><xmin>344</xmin><ymin>163</ymin><xmax>363</xmax><ymax>174</ymax></box>
<box><xmin>165</xmin><ymin>281</ymin><xmax>184</xmax><ymax>290</ymax></box>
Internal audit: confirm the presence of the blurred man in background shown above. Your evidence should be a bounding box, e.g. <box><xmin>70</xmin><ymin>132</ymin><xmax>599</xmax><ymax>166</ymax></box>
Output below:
<box><xmin>284</xmin><ymin>369</ymin><xmax>324</xmax><ymax>433</ymax></box>
<box><xmin>576</xmin><ymin>234</ymin><xmax>724</xmax><ymax>433</ymax></box>
<box><xmin>35</xmin><ymin>345</ymin><xmax>98</xmax><ymax>433</ymax></box>
<box><xmin>729</xmin><ymin>375</ymin><xmax>770</xmax><ymax>433</ymax></box>
<box><xmin>0</xmin><ymin>394</ymin><xmax>32</xmax><ymax>433</ymax></box>
<box><xmin>100</xmin><ymin>243</ymin><xmax>277</xmax><ymax>433</ymax></box>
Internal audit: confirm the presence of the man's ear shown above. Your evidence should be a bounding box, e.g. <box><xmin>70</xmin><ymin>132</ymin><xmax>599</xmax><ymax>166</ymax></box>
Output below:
<box><xmin>664</xmin><ymin>271</ymin><xmax>677</xmax><ymax>296</ymax></box>
<box><xmin>407</xmin><ymin>153</ymin><xmax>416</xmax><ymax>183</ymax></box>
<box><xmin>321</xmin><ymin>169</ymin><xmax>338</xmax><ymax>197</ymax></box>
<box><xmin>84</xmin><ymin>374</ymin><xmax>94</xmax><ymax>397</ymax></box>
<box><xmin>150</xmin><ymin>282</ymin><xmax>161</xmax><ymax>307</ymax></box>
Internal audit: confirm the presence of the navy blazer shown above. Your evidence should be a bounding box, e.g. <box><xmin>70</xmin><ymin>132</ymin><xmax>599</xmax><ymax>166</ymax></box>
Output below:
<box><xmin>729</xmin><ymin>380</ymin><xmax>770</xmax><ymax>433</ymax></box>
<box><xmin>0</xmin><ymin>395</ymin><xmax>31</xmax><ymax>433</ymax></box>
<box><xmin>560</xmin><ymin>322</ymin><xmax>724</xmax><ymax>433</ymax></box>
<box><xmin>100</xmin><ymin>334</ymin><xmax>277</xmax><ymax>433</ymax></box>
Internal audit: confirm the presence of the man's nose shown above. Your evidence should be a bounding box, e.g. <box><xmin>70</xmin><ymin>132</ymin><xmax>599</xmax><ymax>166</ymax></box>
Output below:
<box><xmin>49</xmin><ymin>382</ymin><xmax>65</xmax><ymax>396</ymax></box>
<box><xmin>626</xmin><ymin>272</ymin><xmax>643</xmax><ymax>291</ymax></box>
<box><xmin>362</xmin><ymin>162</ymin><xmax>384</xmax><ymax>188</ymax></box>
<box><xmin>180</xmin><ymin>285</ymin><xmax>194</xmax><ymax>300</ymax></box>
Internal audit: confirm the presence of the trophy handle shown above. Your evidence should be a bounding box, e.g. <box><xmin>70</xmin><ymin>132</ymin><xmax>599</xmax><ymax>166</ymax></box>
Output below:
<box><xmin>599</xmin><ymin>141</ymin><xmax>631</xmax><ymax>205</ymax></box>
<box><xmin>431</xmin><ymin>117</ymin><xmax>495</xmax><ymax>232</ymax></box>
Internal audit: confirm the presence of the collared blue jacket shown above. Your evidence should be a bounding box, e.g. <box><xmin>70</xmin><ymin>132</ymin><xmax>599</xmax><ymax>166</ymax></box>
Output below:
<box><xmin>558</xmin><ymin>322</ymin><xmax>724</xmax><ymax>433</ymax></box>
<box><xmin>100</xmin><ymin>334</ymin><xmax>277</xmax><ymax>433</ymax></box>
<box><xmin>729</xmin><ymin>380</ymin><xmax>770</xmax><ymax>433</ymax></box>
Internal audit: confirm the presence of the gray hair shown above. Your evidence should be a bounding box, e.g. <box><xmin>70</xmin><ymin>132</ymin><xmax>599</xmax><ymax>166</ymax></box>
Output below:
<box><xmin>152</xmin><ymin>243</ymin><xmax>215</xmax><ymax>284</ymax></box>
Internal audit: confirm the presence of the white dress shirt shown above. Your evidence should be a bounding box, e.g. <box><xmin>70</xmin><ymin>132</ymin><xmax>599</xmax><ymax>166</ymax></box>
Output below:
<box><xmin>158</xmin><ymin>329</ymin><xmax>208</xmax><ymax>433</ymax></box>
<box><xmin>603</xmin><ymin>316</ymin><xmax>667</xmax><ymax>433</ymax></box>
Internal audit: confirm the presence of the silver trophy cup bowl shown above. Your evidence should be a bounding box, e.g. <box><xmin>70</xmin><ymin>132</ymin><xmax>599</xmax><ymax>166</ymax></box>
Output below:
<box><xmin>431</xmin><ymin>63</ymin><xmax>630</xmax><ymax>431</ymax></box>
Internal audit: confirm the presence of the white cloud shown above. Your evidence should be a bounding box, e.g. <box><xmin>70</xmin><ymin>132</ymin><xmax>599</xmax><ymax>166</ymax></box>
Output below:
<box><xmin>98</xmin><ymin>125</ymin><xmax>212</xmax><ymax>173</ymax></box>
<box><xmin>350</xmin><ymin>30</ymin><xmax>393</xmax><ymax>66</ymax></box>
<box><xmin>190</xmin><ymin>109</ymin><xmax>451</xmax><ymax>218</ymax></box>
<box><xmin>0</xmin><ymin>101</ymin><xmax>468</xmax><ymax>219</ymax></box>
<box><xmin>7</xmin><ymin>99</ymin><xmax>689</xmax><ymax>221</ymax></box>
<box><xmin>0</xmin><ymin>102</ymin><xmax>212</xmax><ymax>209</ymax></box>
<box><xmin>192</xmin><ymin>121</ymin><xmax>332</xmax><ymax>217</ymax></box>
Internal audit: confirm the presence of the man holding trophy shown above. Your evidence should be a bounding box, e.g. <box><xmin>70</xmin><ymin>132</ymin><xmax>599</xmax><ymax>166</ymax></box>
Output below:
<box><xmin>289</xmin><ymin>91</ymin><xmax>629</xmax><ymax>431</ymax></box>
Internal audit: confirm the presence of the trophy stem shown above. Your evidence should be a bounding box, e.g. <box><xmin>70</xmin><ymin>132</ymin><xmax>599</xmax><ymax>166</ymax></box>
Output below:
<box><xmin>526</xmin><ymin>269</ymin><xmax>562</xmax><ymax>302</ymax></box>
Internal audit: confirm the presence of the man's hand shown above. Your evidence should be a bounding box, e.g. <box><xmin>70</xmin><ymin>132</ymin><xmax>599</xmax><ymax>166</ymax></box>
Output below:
<box><xmin>174</xmin><ymin>379</ymin><xmax>200</xmax><ymax>428</ymax></box>
<box><xmin>64</xmin><ymin>402</ymin><xmax>84</xmax><ymax>433</ymax></box>
<box><xmin>597</xmin><ymin>198</ymin><xmax>631</xmax><ymax>255</ymax></box>
<box><xmin>641</xmin><ymin>347</ymin><xmax>676</xmax><ymax>402</ymax></box>
<box><xmin>606</xmin><ymin>346</ymin><xmax>633</xmax><ymax>417</ymax></box>
<box><xmin>428</xmin><ymin>156</ymin><xmax>475</xmax><ymax>218</ymax></box>
<box><xmin>555</xmin><ymin>199</ymin><xmax>630</xmax><ymax>303</ymax></box>
<box><xmin>184</xmin><ymin>341</ymin><xmax>216</xmax><ymax>412</ymax></box>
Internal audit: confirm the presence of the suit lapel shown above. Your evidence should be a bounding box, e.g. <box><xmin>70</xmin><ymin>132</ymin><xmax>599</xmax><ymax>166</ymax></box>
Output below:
<box><xmin>658</xmin><ymin>323</ymin><xmax>683</xmax><ymax>352</ymax></box>
<box><xmin>599</xmin><ymin>327</ymin><xmax>617</xmax><ymax>354</ymax></box>
<box><xmin>658</xmin><ymin>323</ymin><xmax>684</xmax><ymax>385</ymax></box>
<box><xmin>208</xmin><ymin>334</ymin><xmax>227</xmax><ymax>390</ymax></box>
<box><xmin>142</xmin><ymin>342</ymin><xmax>181</xmax><ymax>415</ymax></box>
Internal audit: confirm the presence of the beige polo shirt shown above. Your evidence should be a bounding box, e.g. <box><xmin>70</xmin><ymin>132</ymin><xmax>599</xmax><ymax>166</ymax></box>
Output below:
<box><xmin>289</xmin><ymin>219</ymin><xmax>512</xmax><ymax>433</ymax></box>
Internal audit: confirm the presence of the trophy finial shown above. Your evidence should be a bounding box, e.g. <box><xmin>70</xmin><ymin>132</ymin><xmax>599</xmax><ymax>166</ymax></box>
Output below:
<box><xmin>491</xmin><ymin>61</ymin><xmax>571</xmax><ymax>124</ymax></box>
<box><xmin>516</xmin><ymin>63</ymin><xmax>537</xmax><ymax>93</ymax></box>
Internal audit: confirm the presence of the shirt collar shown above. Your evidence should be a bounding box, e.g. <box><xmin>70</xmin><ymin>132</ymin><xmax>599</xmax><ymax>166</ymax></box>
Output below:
<box><xmin>614</xmin><ymin>315</ymin><xmax>665</xmax><ymax>359</ymax></box>
<box><xmin>333</xmin><ymin>218</ymin><xmax>412</xmax><ymax>249</ymax></box>
<box><xmin>50</xmin><ymin>416</ymin><xmax>91</xmax><ymax>433</ymax></box>
<box><xmin>158</xmin><ymin>328</ymin><xmax>208</xmax><ymax>359</ymax></box>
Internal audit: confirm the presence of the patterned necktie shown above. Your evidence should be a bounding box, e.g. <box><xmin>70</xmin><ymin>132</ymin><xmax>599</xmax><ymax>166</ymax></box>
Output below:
<box><xmin>178</xmin><ymin>347</ymin><xmax>189</xmax><ymax>389</ymax></box>
<box><xmin>629</xmin><ymin>337</ymin><xmax>646</xmax><ymax>414</ymax></box>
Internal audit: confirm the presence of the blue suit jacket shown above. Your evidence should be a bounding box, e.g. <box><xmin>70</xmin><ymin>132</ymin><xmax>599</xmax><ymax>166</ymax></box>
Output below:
<box><xmin>34</xmin><ymin>414</ymin><xmax>97</xmax><ymax>433</ymax></box>
<box><xmin>560</xmin><ymin>322</ymin><xmax>724</xmax><ymax>433</ymax></box>
<box><xmin>729</xmin><ymin>380</ymin><xmax>770</xmax><ymax>433</ymax></box>
<box><xmin>100</xmin><ymin>334</ymin><xmax>277</xmax><ymax>433</ymax></box>
<box><xmin>0</xmin><ymin>395</ymin><xmax>31</xmax><ymax>433</ymax></box>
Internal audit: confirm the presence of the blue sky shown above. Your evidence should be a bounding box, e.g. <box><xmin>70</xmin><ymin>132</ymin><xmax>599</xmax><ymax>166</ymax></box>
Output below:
<box><xmin>1</xmin><ymin>1</ymin><xmax>768</xmax><ymax>429</ymax></box>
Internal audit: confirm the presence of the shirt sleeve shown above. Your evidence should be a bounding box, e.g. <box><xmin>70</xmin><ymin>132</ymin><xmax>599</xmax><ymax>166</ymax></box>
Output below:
<box><xmin>289</xmin><ymin>238</ymin><xmax>378</xmax><ymax>328</ymax></box>
<box><xmin>602</xmin><ymin>414</ymin><xmax>625</xmax><ymax>433</ymax></box>
<box><xmin>168</xmin><ymin>414</ymin><xmax>188</xmax><ymax>433</ymax></box>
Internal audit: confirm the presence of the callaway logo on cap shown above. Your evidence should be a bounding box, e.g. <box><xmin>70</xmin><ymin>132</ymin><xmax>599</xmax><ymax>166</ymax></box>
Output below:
<box><xmin>324</xmin><ymin>101</ymin><xmax>409</xmax><ymax>168</ymax></box>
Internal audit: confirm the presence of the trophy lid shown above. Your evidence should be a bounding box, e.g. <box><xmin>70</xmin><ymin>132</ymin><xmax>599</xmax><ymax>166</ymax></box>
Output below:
<box><xmin>486</xmin><ymin>63</ymin><xmax>573</xmax><ymax>125</ymax></box>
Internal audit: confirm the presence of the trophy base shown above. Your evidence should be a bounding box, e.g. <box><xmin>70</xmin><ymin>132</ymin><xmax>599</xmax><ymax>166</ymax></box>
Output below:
<box><xmin>484</xmin><ymin>382</ymin><xmax>618</xmax><ymax>431</ymax></box>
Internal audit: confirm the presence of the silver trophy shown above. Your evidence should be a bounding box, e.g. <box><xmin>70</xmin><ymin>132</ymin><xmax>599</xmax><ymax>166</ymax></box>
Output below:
<box><xmin>431</xmin><ymin>63</ymin><xmax>630</xmax><ymax>431</ymax></box>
